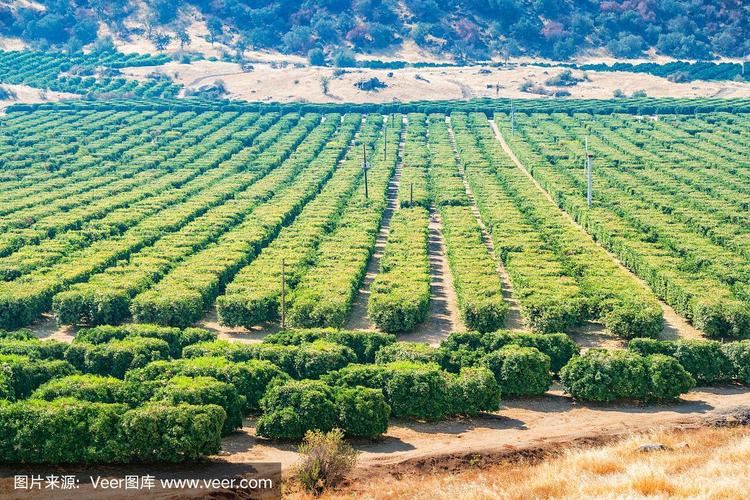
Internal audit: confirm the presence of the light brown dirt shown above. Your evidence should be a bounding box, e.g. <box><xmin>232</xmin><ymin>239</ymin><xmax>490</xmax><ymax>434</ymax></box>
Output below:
<box><xmin>221</xmin><ymin>385</ymin><xmax>750</xmax><ymax>472</ymax></box>
<box><xmin>121</xmin><ymin>60</ymin><xmax>750</xmax><ymax>104</ymax></box>
<box><xmin>399</xmin><ymin>207</ymin><xmax>463</xmax><ymax>345</ymax></box>
<box><xmin>0</xmin><ymin>84</ymin><xmax>79</xmax><ymax>110</ymax></box>
<box><xmin>489</xmin><ymin>119</ymin><xmax>705</xmax><ymax>342</ymax></box>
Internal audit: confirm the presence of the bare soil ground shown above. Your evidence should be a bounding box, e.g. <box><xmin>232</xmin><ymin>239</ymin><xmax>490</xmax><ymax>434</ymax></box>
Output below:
<box><xmin>317</xmin><ymin>415</ymin><xmax>750</xmax><ymax>499</ymax></box>
<box><xmin>121</xmin><ymin>61</ymin><xmax>750</xmax><ymax>104</ymax></box>
<box><xmin>489</xmin><ymin>119</ymin><xmax>705</xmax><ymax>343</ymax></box>
<box><xmin>221</xmin><ymin>385</ymin><xmax>750</xmax><ymax>473</ymax></box>
<box><xmin>399</xmin><ymin>207</ymin><xmax>463</xmax><ymax>345</ymax></box>
<box><xmin>0</xmin><ymin>84</ymin><xmax>78</xmax><ymax>111</ymax></box>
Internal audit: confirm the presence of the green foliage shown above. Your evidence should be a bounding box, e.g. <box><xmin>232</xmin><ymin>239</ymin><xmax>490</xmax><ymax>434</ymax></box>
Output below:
<box><xmin>65</xmin><ymin>337</ymin><xmax>171</xmax><ymax>378</ymax></box>
<box><xmin>0</xmin><ymin>354</ymin><xmax>78</xmax><ymax>400</ymax></box>
<box><xmin>721</xmin><ymin>340</ymin><xmax>750</xmax><ymax>384</ymax></box>
<box><xmin>262</xmin><ymin>329</ymin><xmax>395</xmax><ymax>363</ymax></box>
<box><xmin>560</xmin><ymin>349</ymin><xmax>648</xmax><ymax>402</ymax></box>
<box><xmin>560</xmin><ymin>349</ymin><xmax>695</xmax><ymax>402</ymax></box>
<box><xmin>154</xmin><ymin>376</ymin><xmax>245</xmax><ymax>435</ymax></box>
<box><xmin>447</xmin><ymin>367</ymin><xmax>501</xmax><ymax>416</ymax></box>
<box><xmin>74</xmin><ymin>325</ymin><xmax>216</xmax><ymax>358</ymax></box>
<box><xmin>118</xmin><ymin>402</ymin><xmax>225</xmax><ymax>462</ymax></box>
<box><xmin>480</xmin><ymin>345</ymin><xmax>552</xmax><ymax>396</ymax></box>
<box><xmin>0</xmin><ymin>329</ymin><xmax>35</xmax><ymax>340</ymax></box>
<box><xmin>439</xmin><ymin>330</ymin><xmax>579</xmax><ymax>373</ymax></box>
<box><xmin>646</xmin><ymin>354</ymin><xmax>695</xmax><ymax>400</ymax></box>
<box><xmin>31</xmin><ymin>374</ymin><xmax>152</xmax><ymax>406</ymax></box>
<box><xmin>670</xmin><ymin>340</ymin><xmax>733</xmax><ymax>384</ymax></box>
<box><xmin>183</xmin><ymin>339</ymin><xmax>355</xmax><ymax>379</ymax></box>
<box><xmin>0</xmin><ymin>338</ymin><xmax>68</xmax><ymax>359</ymax></box>
<box><xmin>294</xmin><ymin>340</ymin><xmax>357</xmax><ymax>379</ymax></box>
<box><xmin>0</xmin><ymin>399</ymin><xmax>223</xmax><ymax>463</ymax></box>
<box><xmin>325</xmin><ymin>361</ymin><xmax>499</xmax><ymax>420</ymax></box>
<box><xmin>627</xmin><ymin>338</ymin><xmax>733</xmax><ymax>384</ymax></box>
<box><xmin>374</xmin><ymin>342</ymin><xmax>441</xmax><ymax>364</ymax></box>
<box><xmin>368</xmin><ymin>208</ymin><xmax>430</xmax><ymax>333</ymax></box>
<box><xmin>0</xmin><ymin>399</ymin><xmax>130</xmax><ymax>463</ymax></box>
<box><xmin>126</xmin><ymin>357</ymin><xmax>288</xmax><ymax>413</ymax></box>
<box><xmin>334</xmin><ymin>386</ymin><xmax>390</xmax><ymax>439</ymax></box>
<box><xmin>256</xmin><ymin>380</ymin><xmax>338</xmax><ymax>440</ymax></box>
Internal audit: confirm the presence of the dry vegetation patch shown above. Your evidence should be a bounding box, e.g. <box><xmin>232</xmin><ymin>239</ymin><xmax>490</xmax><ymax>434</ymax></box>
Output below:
<box><xmin>303</xmin><ymin>425</ymin><xmax>750</xmax><ymax>499</ymax></box>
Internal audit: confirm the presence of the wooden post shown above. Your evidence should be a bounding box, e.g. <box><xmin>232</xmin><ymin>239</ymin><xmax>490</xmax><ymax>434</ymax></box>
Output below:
<box><xmin>410</xmin><ymin>183</ymin><xmax>413</xmax><ymax>206</ymax></box>
<box><xmin>511</xmin><ymin>99</ymin><xmax>515</xmax><ymax>136</ymax></box>
<box><xmin>280</xmin><ymin>259</ymin><xmax>286</xmax><ymax>330</ymax></box>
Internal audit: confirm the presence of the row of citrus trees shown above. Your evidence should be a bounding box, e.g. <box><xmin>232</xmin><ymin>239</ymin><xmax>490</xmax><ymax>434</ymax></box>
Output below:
<box><xmin>0</xmin><ymin>50</ymin><xmax>180</xmax><ymax>97</ymax></box>
<box><xmin>503</xmin><ymin>111</ymin><xmax>750</xmax><ymax>338</ymax></box>
<box><xmin>4</xmin><ymin>324</ymin><xmax>749</xmax><ymax>462</ymax></box>
<box><xmin>368</xmin><ymin>114</ymin><xmax>431</xmax><ymax>332</ymax></box>
<box><xmin>0</xmin><ymin>112</ymin><xmax>278</xmax><ymax>280</ymax></box>
<box><xmin>428</xmin><ymin>114</ymin><xmax>508</xmax><ymax>332</ymax></box>
<box><xmin>454</xmin><ymin>112</ymin><xmax>663</xmax><ymax>338</ymax></box>
<box><xmin>0</xmin><ymin>111</ymin><xmax>259</xmax><ymax>258</ymax></box>
<box><xmin>136</xmin><ymin>113</ymin><xmax>375</xmax><ymax>328</ymax></box>
<box><xmin>54</xmin><ymin>113</ymin><xmax>349</xmax><ymax>326</ymax></box>
<box><xmin>0</xmin><ymin>111</ymin><xmax>310</xmax><ymax>328</ymax></box>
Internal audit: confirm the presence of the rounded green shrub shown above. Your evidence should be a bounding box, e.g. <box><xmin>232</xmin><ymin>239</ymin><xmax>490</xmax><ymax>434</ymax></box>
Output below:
<box><xmin>0</xmin><ymin>339</ymin><xmax>67</xmax><ymax>359</ymax></box>
<box><xmin>294</xmin><ymin>341</ymin><xmax>357</xmax><ymax>379</ymax></box>
<box><xmin>0</xmin><ymin>354</ymin><xmax>78</xmax><ymax>400</ymax></box>
<box><xmin>154</xmin><ymin>376</ymin><xmax>245</xmax><ymax>435</ymax></box>
<box><xmin>256</xmin><ymin>380</ymin><xmax>337</xmax><ymax>440</ymax></box>
<box><xmin>263</xmin><ymin>329</ymin><xmax>395</xmax><ymax>363</ymax></box>
<box><xmin>447</xmin><ymin>367</ymin><xmax>501</xmax><ymax>415</ymax></box>
<box><xmin>374</xmin><ymin>342</ymin><xmax>440</xmax><ymax>364</ymax></box>
<box><xmin>334</xmin><ymin>386</ymin><xmax>390</xmax><ymax>439</ymax></box>
<box><xmin>646</xmin><ymin>354</ymin><xmax>695</xmax><ymax>400</ymax></box>
<box><xmin>32</xmin><ymin>374</ymin><xmax>132</xmax><ymax>404</ymax></box>
<box><xmin>65</xmin><ymin>337</ymin><xmax>171</xmax><ymax>378</ymax></box>
<box><xmin>126</xmin><ymin>357</ymin><xmax>288</xmax><ymax>413</ymax></box>
<box><xmin>627</xmin><ymin>337</ymin><xmax>673</xmax><ymax>357</ymax></box>
<box><xmin>603</xmin><ymin>301</ymin><xmax>663</xmax><ymax>339</ymax></box>
<box><xmin>560</xmin><ymin>349</ymin><xmax>650</xmax><ymax>402</ymax></box>
<box><xmin>119</xmin><ymin>402</ymin><xmax>225</xmax><ymax>462</ymax></box>
<box><xmin>480</xmin><ymin>345</ymin><xmax>551</xmax><ymax>396</ymax></box>
<box><xmin>721</xmin><ymin>340</ymin><xmax>750</xmax><ymax>384</ymax></box>
<box><xmin>670</xmin><ymin>339</ymin><xmax>733</xmax><ymax>385</ymax></box>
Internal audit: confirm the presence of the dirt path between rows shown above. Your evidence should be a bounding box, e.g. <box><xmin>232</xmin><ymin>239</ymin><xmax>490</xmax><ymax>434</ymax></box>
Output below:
<box><xmin>489</xmin><ymin>119</ymin><xmax>703</xmax><ymax>342</ymax></box>
<box><xmin>446</xmin><ymin>117</ymin><xmax>525</xmax><ymax>331</ymax></box>
<box><xmin>399</xmin><ymin>207</ymin><xmax>463</xmax><ymax>345</ymax></box>
<box><xmin>345</xmin><ymin>117</ymin><xmax>407</xmax><ymax>331</ymax></box>
<box><xmin>220</xmin><ymin>385</ymin><xmax>750</xmax><ymax>472</ymax></box>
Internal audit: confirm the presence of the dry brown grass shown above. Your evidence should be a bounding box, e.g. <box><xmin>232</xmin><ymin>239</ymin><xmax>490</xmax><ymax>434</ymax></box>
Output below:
<box><xmin>293</xmin><ymin>426</ymin><xmax>750</xmax><ymax>499</ymax></box>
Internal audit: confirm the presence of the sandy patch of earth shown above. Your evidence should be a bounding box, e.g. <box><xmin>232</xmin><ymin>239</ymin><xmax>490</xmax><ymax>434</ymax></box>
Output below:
<box><xmin>0</xmin><ymin>84</ymin><xmax>78</xmax><ymax>110</ymax></box>
<box><xmin>221</xmin><ymin>385</ymin><xmax>750</xmax><ymax>472</ymax></box>
<box><xmin>122</xmin><ymin>60</ymin><xmax>750</xmax><ymax>104</ymax></box>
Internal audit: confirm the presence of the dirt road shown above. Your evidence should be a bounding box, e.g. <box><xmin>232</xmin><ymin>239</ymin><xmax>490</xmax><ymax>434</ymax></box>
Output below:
<box><xmin>220</xmin><ymin>385</ymin><xmax>750</xmax><ymax>472</ymax></box>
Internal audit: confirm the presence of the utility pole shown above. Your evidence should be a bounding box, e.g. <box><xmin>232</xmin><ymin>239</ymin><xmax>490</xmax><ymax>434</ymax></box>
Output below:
<box><xmin>511</xmin><ymin>99</ymin><xmax>515</xmax><ymax>136</ymax></box>
<box><xmin>280</xmin><ymin>258</ymin><xmax>286</xmax><ymax>330</ymax></box>
<box><xmin>362</xmin><ymin>144</ymin><xmax>369</xmax><ymax>200</ymax></box>
<box><xmin>586</xmin><ymin>136</ymin><xmax>593</xmax><ymax>208</ymax></box>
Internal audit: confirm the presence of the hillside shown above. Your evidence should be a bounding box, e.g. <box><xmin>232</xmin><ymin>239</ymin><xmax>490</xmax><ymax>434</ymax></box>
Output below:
<box><xmin>1</xmin><ymin>0</ymin><xmax>748</xmax><ymax>62</ymax></box>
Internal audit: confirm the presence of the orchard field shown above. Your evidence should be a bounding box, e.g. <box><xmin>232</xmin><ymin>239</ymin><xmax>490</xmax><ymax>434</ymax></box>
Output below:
<box><xmin>2</xmin><ymin>98</ymin><xmax>750</xmax><ymax>467</ymax></box>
